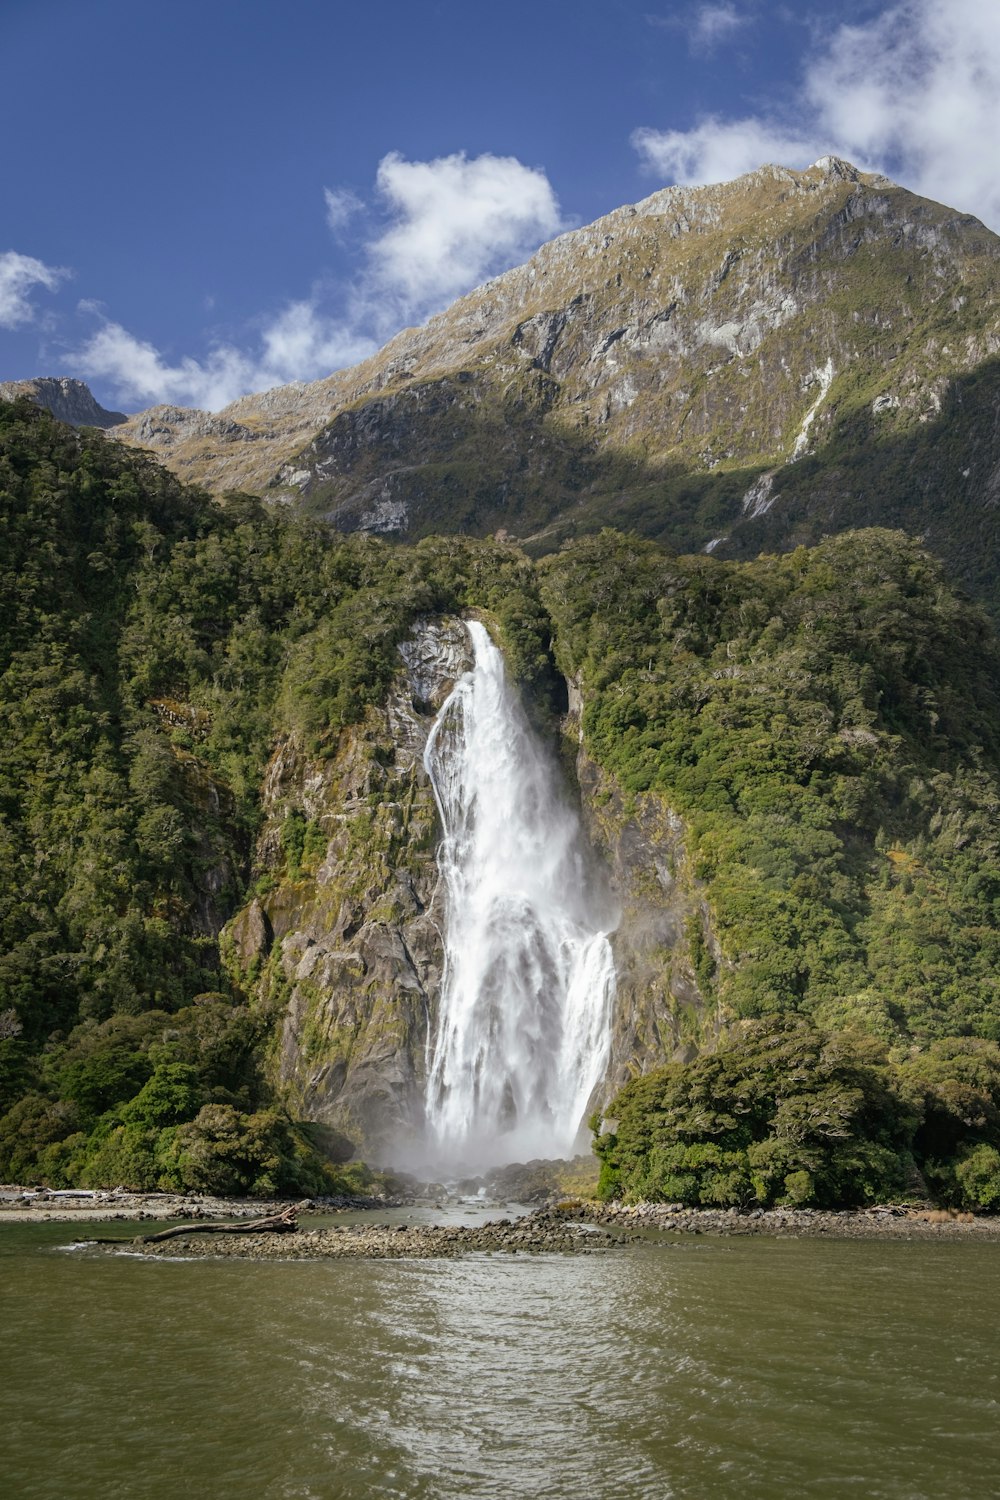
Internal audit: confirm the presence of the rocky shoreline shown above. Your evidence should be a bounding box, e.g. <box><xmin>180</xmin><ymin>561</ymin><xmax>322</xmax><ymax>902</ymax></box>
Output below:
<box><xmin>0</xmin><ymin>1187</ymin><xmax>391</xmax><ymax>1225</ymax></box>
<box><xmin>5</xmin><ymin>1187</ymin><xmax>999</xmax><ymax>1255</ymax></box>
<box><xmin>576</xmin><ymin>1200</ymin><xmax>1000</xmax><ymax>1241</ymax></box>
<box><xmin>89</xmin><ymin>1210</ymin><xmax>621</xmax><ymax>1260</ymax></box>
<box><xmin>67</xmin><ymin>1198</ymin><xmax>1000</xmax><ymax>1261</ymax></box>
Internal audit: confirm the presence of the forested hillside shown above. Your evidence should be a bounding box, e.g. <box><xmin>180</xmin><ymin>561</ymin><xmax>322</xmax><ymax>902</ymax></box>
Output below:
<box><xmin>543</xmin><ymin>529</ymin><xmax>1000</xmax><ymax>1041</ymax></box>
<box><xmin>2</xmin><ymin>397</ymin><xmax>999</xmax><ymax>1208</ymax></box>
<box><xmin>540</xmin><ymin>533</ymin><xmax>1000</xmax><ymax>1208</ymax></box>
<box><xmin>0</xmin><ymin>400</ymin><xmax>555</xmax><ymax>1190</ymax></box>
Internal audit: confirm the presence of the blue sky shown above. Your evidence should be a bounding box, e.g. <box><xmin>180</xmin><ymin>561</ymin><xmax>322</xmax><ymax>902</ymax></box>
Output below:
<box><xmin>3</xmin><ymin>0</ymin><xmax>998</xmax><ymax>412</ymax></box>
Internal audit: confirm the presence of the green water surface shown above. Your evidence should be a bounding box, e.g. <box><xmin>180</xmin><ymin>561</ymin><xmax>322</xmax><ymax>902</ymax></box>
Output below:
<box><xmin>1</xmin><ymin>1220</ymin><xmax>997</xmax><ymax>1499</ymax></box>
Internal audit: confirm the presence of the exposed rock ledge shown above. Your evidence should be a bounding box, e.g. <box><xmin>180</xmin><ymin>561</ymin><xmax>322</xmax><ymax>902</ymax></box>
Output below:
<box><xmin>231</xmin><ymin>615</ymin><xmax>475</xmax><ymax>1158</ymax></box>
<box><xmin>0</xmin><ymin>377</ymin><xmax>125</xmax><ymax>429</ymax></box>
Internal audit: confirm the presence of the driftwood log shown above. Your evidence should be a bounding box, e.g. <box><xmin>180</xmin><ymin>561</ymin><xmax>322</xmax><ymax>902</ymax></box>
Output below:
<box><xmin>88</xmin><ymin>1200</ymin><xmax>309</xmax><ymax>1245</ymax></box>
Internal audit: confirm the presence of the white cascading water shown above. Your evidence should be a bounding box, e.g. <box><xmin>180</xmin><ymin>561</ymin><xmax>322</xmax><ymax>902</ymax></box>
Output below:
<box><xmin>424</xmin><ymin>620</ymin><xmax>617</xmax><ymax>1167</ymax></box>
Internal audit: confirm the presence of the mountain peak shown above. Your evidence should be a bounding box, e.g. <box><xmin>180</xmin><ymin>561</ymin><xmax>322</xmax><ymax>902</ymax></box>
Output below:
<box><xmin>13</xmin><ymin>164</ymin><xmax>997</xmax><ymax>614</ymax></box>
<box><xmin>811</xmin><ymin>154</ymin><xmax>882</xmax><ymax>182</ymax></box>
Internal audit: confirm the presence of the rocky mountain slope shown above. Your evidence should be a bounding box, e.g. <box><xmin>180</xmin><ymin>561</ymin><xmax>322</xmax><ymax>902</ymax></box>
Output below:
<box><xmin>0</xmin><ymin>377</ymin><xmax>126</xmax><ymax>429</ymax></box>
<box><xmin>101</xmin><ymin>157</ymin><xmax>1000</xmax><ymax>610</ymax></box>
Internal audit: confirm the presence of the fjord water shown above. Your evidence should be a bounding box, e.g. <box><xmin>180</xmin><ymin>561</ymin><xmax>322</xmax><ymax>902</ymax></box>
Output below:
<box><xmin>3</xmin><ymin>1221</ymin><xmax>999</xmax><ymax>1500</ymax></box>
<box><xmin>423</xmin><ymin>620</ymin><xmax>616</xmax><ymax>1165</ymax></box>
<box><xmin>9</xmin><ymin>634</ymin><xmax>996</xmax><ymax>1500</ymax></box>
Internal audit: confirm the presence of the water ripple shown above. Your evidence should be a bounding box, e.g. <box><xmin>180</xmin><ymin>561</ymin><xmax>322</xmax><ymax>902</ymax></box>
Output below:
<box><xmin>2</xmin><ymin>1229</ymin><xmax>999</xmax><ymax>1499</ymax></box>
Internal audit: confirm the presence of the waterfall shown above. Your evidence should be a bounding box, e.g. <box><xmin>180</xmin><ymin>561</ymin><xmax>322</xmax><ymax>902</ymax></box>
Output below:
<box><xmin>424</xmin><ymin>620</ymin><xmax>617</xmax><ymax>1167</ymax></box>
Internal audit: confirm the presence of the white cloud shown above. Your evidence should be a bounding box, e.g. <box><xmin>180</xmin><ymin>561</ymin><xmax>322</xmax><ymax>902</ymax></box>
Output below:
<box><xmin>689</xmin><ymin>3</ymin><xmax>748</xmax><ymax>54</ymax></box>
<box><xmin>73</xmin><ymin>322</ymin><xmax>254</xmax><ymax>411</ymax></box>
<box><xmin>258</xmin><ymin>300</ymin><xmax>376</xmax><ymax>382</ymax></box>
<box><xmin>73</xmin><ymin>150</ymin><xmax>565</xmax><ymax>411</ymax></box>
<box><xmin>368</xmin><ymin>150</ymin><xmax>566</xmax><ymax>322</ymax></box>
<box><xmin>633</xmin><ymin>116</ymin><xmax>815</xmax><ymax>186</ymax></box>
<box><xmin>74</xmin><ymin>305</ymin><xmax>377</xmax><ymax>411</ymax></box>
<box><xmin>632</xmin><ymin>0</ymin><xmax>1000</xmax><ymax>229</ymax></box>
<box><xmin>0</xmin><ymin>251</ymin><xmax>68</xmax><ymax>329</ymax></box>
<box><xmin>324</xmin><ymin>186</ymin><xmax>363</xmax><ymax>233</ymax></box>
<box><xmin>647</xmin><ymin>2</ymin><xmax>750</xmax><ymax>54</ymax></box>
<box><xmin>803</xmin><ymin>1</ymin><xmax>1000</xmax><ymax>226</ymax></box>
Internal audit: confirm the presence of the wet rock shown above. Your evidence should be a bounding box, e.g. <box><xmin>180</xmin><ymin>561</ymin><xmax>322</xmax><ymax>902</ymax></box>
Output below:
<box><xmin>574</xmin><ymin>1200</ymin><xmax>1000</xmax><ymax>1241</ymax></box>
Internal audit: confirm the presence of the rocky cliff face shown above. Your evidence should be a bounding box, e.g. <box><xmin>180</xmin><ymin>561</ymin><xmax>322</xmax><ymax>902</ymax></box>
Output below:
<box><xmin>225</xmin><ymin>619</ymin><xmax>472</xmax><ymax>1159</ymax></box>
<box><xmin>224</xmin><ymin>616</ymin><xmax>712</xmax><ymax>1162</ymax></box>
<box><xmin>0</xmin><ymin>377</ymin><xmax>126</xmax><ymax>429</ymax></box>
<box><xmin>101</xmin><ymin>159</ymin><xmax>1000</xmax><ymax>609</ymax></box>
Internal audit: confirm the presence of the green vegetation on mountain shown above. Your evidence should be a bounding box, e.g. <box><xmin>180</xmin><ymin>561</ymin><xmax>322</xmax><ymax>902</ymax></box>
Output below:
<box><xmin>542</xmin><ymin>530</ymin><xmax>1000</xmax><ymax>1207</ymax></box>
<box><xmin>0</xmin><ymin>399</ymin><xmax>555</xmax><ymax>1189</ymax></box>
<box><xmin>2</xmin><ymin>396</ymin><xmax>1000</xmax><ymax>1207</ymax></box>
<box><xmin>592</xmin><ymin>1019</ymin><xmax>1000</xmax><ymax>1211</ymax></box>
<box><xmin>542</xmin><ymin>527</ymin><xmax>1000</xmax><ymax>1041</ymax></box>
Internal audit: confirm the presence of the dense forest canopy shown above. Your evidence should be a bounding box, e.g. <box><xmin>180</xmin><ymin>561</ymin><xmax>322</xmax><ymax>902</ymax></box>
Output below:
<box><xmin>541</xmin><ymin>529</ymin><xmax>1000</xmax><ymax>1042</ymax></box>
<box><xmin>2</xmin><ymin>396</ymin><xmax>1000</xmax><ymax>1208</ymax></box>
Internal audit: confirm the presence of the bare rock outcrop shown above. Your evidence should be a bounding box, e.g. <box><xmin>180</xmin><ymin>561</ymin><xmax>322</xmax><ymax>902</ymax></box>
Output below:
<box><xmin>0</xmin><ymin>377</ymin><xmax>125</xmax><ymax>429</ymax></box>
<box><xmin>225</xmin><ymin>618</ymin><xmax>472</xmax><ymax>1159</ymax></box>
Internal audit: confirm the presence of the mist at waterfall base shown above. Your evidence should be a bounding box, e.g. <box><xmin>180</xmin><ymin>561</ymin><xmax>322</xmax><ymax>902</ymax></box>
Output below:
<box><xmin>420</xmin><ymin>620</ymin><xmax>618</xmax><ymax>1175</ymax></box>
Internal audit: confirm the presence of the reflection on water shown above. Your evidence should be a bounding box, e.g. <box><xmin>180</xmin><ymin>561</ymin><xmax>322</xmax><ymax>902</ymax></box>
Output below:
<box><xmin>2</xmin><ymin>1224</ymin><xmax>999</xmax><ymax>1499</ymax></box>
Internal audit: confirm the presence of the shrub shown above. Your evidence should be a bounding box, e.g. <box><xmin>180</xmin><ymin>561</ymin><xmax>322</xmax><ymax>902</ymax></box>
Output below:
<box><xmin>954</xmin><ymin>1143</ymin><xmax>1000</xmax><ymax>1211</ymax></box>
<box><xmin>156</xmin><ymin>1104</ymin><xmax>332</xmax><ymax>1197</ymax></box>
<box><xmin>594</xmin><ymin>1017</ymin><xmax>911</xmax><ymax>1209</ymax></box>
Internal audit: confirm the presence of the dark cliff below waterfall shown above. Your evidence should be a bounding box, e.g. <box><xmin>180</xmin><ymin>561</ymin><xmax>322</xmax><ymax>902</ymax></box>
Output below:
<box><xmin>228</xmin><ymin>617</ymin><xmax>471</xmax><ymax>1157</ymax></box>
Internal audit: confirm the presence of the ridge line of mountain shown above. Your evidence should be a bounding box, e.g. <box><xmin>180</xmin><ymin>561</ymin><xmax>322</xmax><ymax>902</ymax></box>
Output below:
<box><xmin>8</xmin><ymin>157</ymin><xmax>1000</xmax><ymax>620</ymax></box>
